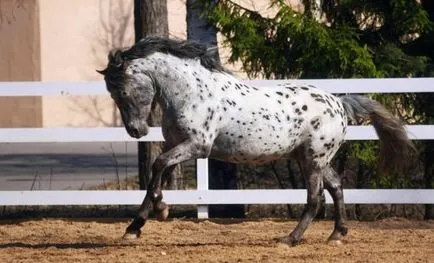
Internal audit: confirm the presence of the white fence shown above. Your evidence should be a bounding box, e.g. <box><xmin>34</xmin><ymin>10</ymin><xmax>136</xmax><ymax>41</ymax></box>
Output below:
<box><xmin>1</xmin><ymin>78</ymin><xmax>433</xmax><ymax>219</ymax></box>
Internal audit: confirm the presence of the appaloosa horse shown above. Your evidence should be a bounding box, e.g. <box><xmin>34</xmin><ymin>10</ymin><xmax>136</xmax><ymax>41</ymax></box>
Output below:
<box><xmin>97</xmin><ymin>36</ymin><xmax>413</xmax><ymax>245</ymax></box>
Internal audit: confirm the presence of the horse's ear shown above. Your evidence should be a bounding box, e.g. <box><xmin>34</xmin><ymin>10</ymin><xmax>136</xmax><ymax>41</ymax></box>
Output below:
<box><xmin>96</xmin><ymin>69</ymin><xmax>107</xmax><ymax>75</ymax></box>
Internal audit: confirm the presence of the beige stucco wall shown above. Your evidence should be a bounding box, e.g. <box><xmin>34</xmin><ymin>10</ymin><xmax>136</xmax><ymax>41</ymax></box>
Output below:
<box><xmin>0</xmin><ymin>0</ymin><xmax>42</xmax><ymax>127</ymax></box>
<box><xmin>39</xmin><ymin>0</ymin><xmax>135</xmax><ymax>127</ymax></box>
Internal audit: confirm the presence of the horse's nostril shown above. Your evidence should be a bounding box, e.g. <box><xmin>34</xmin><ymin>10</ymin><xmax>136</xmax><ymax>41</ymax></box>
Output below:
<box><xmin>129</xmin><ymin>127</ymin><xmax>140</xmax><ymax>137</ymax></box>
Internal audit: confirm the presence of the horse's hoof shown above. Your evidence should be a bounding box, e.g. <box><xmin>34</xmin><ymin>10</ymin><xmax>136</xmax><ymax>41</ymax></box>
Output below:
<box><xmin>275</xmin><ymin>235</ymin><xmax>299</xmax><ymax>246</ymax></box>
<box><xmin>327</xmin><ymin>239</ymin><xmax>344</xmax><ymax>246</ymax></box>
<box><xmin>123</xmin><ymin>230</ymin><xmax>141</xmax><ymax>240</ymax></box>
<box><xmin>328</xmin><ymin>227</ymin><xmax>348</xmax><ymax>244</ymax></box>
<box><xmin>156</xmin><ymin>206</ymin><xmax>169</xmax><ymax>221</ymax></box>
<box><xmin>154</xmin><ymin>202</ymin><xmax>169</xmax><ymax>221</ymax></box>
<box><xmin>340</xmin><ymin>226</ymin><xmax>349</xmax><ymax>236</ymax></box>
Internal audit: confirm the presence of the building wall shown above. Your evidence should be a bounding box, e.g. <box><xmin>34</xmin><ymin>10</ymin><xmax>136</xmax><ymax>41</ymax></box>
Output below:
<box><xmin>0</xmin><ymin>0</ymin><xmax>42</xmax><ymax>127</ymax></box>
<box><xmin>38</xmin><ymin>0</ymin><xmax>135</xmax><ymax>127</ymax></box>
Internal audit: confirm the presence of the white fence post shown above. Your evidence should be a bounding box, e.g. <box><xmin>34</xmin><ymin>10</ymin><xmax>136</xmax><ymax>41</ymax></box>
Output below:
<box><xmin>196</xmin><ymin>158</ymin><xmax>209</xmax><ymax>219</ymax></box>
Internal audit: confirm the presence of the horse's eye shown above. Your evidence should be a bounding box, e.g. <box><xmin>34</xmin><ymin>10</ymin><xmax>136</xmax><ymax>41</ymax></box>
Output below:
<box><xmin>120</xmin><ymin>91</ymin><xmax>128</xmax><ymax>97</ymax></box>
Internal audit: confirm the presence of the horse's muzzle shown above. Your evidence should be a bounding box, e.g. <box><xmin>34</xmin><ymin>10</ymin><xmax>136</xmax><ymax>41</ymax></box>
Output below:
<box><xmin>126</xmin><ymin>125</ymin><xmax>149</xmax><ymax>139</ymax></box>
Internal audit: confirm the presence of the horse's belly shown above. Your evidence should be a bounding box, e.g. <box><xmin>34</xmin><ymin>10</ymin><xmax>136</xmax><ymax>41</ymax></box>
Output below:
<box><xmin>209</xmin><ymin>133</ymin><xmax>300</xmax><ymax>164</ymax></box>
<box><xmin>210</xmin><ymin>152</ymin><xmax>286</xmax><ymax>165</ymax></box>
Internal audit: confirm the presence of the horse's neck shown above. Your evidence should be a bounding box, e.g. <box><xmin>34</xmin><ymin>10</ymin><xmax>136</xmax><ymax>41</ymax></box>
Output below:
<box><xmin>146</xmin><ymin>53</ymin><xmax>229</xmax><ymax>106</ymax></box>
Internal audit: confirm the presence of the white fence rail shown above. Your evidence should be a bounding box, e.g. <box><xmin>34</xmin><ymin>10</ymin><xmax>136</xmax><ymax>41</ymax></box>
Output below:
<box><xmin>1</xmin><ymin>78</ymin><xmax>433</xmax><ymax>96</ymax></box>
<box><xmin>0</xmin><ymin>125</ymin><xmax>431</xmax><ymax>142</ymax></box>
<box><xmin>0</xmin><ymin>78</ymin><xmax>433</xmax><ymax>219</ymax></box>
<box><xmin>1</xmin><ymin>189</ymin><xmax>433</xmax><ymax>206</ymax></box>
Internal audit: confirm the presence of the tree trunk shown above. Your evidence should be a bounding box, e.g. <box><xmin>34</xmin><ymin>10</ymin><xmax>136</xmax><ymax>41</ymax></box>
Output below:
<box><xmin>187</xmin><ymin>0</ymin><xmax>218</xmax><ymax>45</ymax></box>
<box><xmin>134</xmin><ymin>0</ymin><xmax>181</xmax><ymax>190</ymax></box>
<box><xmin>186</xmin><ymin>0</ymin><xmax>244</xmax><ymax>218</ymax></box>
<box><xmin>134</xmin><ymin>0</ymin><xmax>168</xmax><ymax>39</ymax></box>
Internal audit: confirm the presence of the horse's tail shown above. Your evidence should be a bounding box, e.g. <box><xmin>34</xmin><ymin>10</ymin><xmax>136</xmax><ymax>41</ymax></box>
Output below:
<box><xmin>340</xmin><ymin>95</ymin><xmax>415</xmax><ymax>174</ymax></box>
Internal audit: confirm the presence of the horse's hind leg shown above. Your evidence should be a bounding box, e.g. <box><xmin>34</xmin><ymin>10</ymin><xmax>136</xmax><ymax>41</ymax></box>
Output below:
<box><xmin>323</xmin><ymin>166</ymin><xmax>348</xmax><ymax>244</ymax></box>
<box><xmin>286</xmin><ymin>169</ymin><xmax>323</xmax><ymax>245</ymax></box>
<box><xmin>124</xmin><ymin>139</ymin><xmax>209</xmax><ymax>239</ymax></box>
<box><xmin>280</xmin><ymin>145</ymin><xmax>324</xmax><ymax>246</ymax></box>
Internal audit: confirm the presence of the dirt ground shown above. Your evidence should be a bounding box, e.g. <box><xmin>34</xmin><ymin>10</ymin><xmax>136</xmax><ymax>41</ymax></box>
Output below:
<box><xmin>0</xmin><ymin>218</ymin><xmax>432</xmax><ymax>263</ymax></box>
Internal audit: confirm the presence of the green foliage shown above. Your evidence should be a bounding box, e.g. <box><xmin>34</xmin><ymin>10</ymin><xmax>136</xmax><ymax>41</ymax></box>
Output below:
<box><xmin>203</xmin><ymin>0</ymin><xmax>380</xmax><ymax>79</ymax></box>
<box><xmin>375</xmin><ymin>43</ymin><xmax>429</xmax><ymax>77</ymax></box>
<box><xmin>349</xmin><ymin>141</ymin><xmax>378</xmax><ymax>166</ymax></box>
<box><xmin>369</xmin><ymin>172</ymin><xmax>414</xmax><ymax>188</ymax></box>
<box><xmin>202</xmin><ymin>0</ymin><xmax>433</xmax><ymax>79</ymax></box>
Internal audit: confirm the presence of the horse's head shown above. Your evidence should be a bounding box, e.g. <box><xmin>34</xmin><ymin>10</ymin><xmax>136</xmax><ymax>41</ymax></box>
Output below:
<box><xmin>98</xmin><ymin>51</ymin><xmax>155</xmax><ymax>139</ymax></box>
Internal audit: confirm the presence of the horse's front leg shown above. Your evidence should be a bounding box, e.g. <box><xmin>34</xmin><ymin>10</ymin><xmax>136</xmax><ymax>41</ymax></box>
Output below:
<box><xmin>123</xmin><ymin>140</ymin><xmax>210</xmax><ymax>239</ymax></box>
<box><xmin>150</xmin><ymin>140</ymin><xmax>181</xmax><ymax>221</ymax></box>
<box><xmin>151</xmin><ymin>164</ymin><xmax>177</xmax><ymax>221</ymax></box>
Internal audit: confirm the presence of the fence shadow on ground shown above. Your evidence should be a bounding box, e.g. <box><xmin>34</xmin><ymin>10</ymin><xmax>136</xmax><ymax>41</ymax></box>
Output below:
<box><xmin>0</xmin><ymin>242</ymin><xmax>133</xmax><ymax>249</ymax></box>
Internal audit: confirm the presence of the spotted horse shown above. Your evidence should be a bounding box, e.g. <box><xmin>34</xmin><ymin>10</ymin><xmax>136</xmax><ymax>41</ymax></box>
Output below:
<box><xmin>97</xmin><ymin>36</ymin><xmax>414</xmax><ymax>246</ymax></box>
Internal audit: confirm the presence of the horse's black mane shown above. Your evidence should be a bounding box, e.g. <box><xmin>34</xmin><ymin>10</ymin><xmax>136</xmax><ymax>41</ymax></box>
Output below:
<box><xmin>98</xmin><ymin>36</ymin><xmax>228</xmax><ymax>86</ymax></box>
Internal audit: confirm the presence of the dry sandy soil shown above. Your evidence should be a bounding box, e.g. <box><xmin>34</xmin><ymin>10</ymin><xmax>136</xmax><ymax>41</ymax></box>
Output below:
<box><xmin>0</xmin><ymin>218</ymin><xmax>432</xmax><ymax>263</ymax></box>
